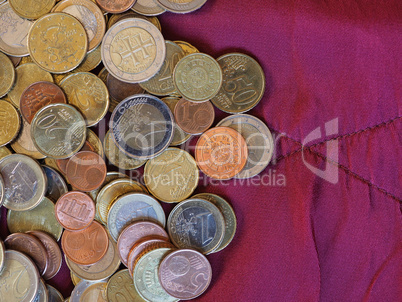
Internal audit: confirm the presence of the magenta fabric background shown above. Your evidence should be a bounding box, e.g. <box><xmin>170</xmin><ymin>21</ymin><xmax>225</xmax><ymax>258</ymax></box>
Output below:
<box><xmin>1</xmin><ymin>0</ymin><xmax>401</xmax><ymax>301</ymax></box>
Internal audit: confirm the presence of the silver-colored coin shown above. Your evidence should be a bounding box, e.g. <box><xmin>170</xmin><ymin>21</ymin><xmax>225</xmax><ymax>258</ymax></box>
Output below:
<box><xmin>33</xmin><ymin>279</ymin><xmax>49</xmax><ymax>302</ymax></box>
<box><xmin>156</xmin><ymin>0</ymin><xmax>207</xmax><ymax>13</ymax></box>
<box><xmin>0</xmin><ymin>154</ymin><xmax>47</xmax><ymax>211</ymax></box>
<box><xmin>0</xmin><ymin>174</ymin><xmax>4</xmax><ymax>207</ymax></box>
<box><xmin>107</xmin><ymin>192</ymin><xmax>166</xmax><ymax>242</ymax></box>
<box><xmin>134</xmin><ymin>248</ymin><xmax>178</xmax><ymax>302</ymax></box>
<box><xmin>42</xmin><ymin>165</ymin><xmax>68</xmax><ymax>202</ymax></box>
<box><xmin>131</xmin><ymin>0</ymin><xmax>166</xmax><ymax>16</ymax></box>
<box><xmin>0</xmin><ymin>2</ymin><xmax>33</xmax><ymax>56</ymax></box>
<box><xmin>109</xmin><ymin>94</ymin><xmax>174</xmax><ymax>160</ymax></box>
<box><xmin>70</xmin><ymin>280</ymin><xmax>107</xmax><ymax>302</ymax></box>
<box><xmin>0</xmin><ymin>250</ymin><xmax>40</xmax><ymax>302</ymax></box>
<box><xmin>65</xmin><ymin>235</ymin><xmax>121</xmax><ymax>281</ymax></box>
<box><xmin>217</xmin><ymin>114</ymin><xmax>274</xmax><ymax>178</ymax></box>
<box><xmin>101</xmin><ymin>18</ymin><xmax>166</xmax><ymax>83</ymax></box>
<box><xmin>31</xmin><ymin>103</ymin><xmax>87</xmax><ymax>159</ymax></box>
<box><xmin>0</xmin><ymin>239</ymin><xmax>4</xmax><ymax>273</ymax></box>
<box><xmin>193</xmin><ymin>193</ymin><xmax>237</xmax><ymax>253</ymax></box>
<box><xmin>167</xmin><ymin>198</ymin><xmax>225</xmax><ymax>254</ymax></box>
<box><xmin>46</xmin><ymin>285</ymin><xmax>64</xmax><ymax>302</ymax></box>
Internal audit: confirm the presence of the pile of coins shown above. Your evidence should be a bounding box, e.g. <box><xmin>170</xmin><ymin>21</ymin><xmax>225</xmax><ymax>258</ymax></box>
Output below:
<box><xmin>0</xmin><ymin>0</ymin><xmax>274</xmax><ymax>301</ymax></box>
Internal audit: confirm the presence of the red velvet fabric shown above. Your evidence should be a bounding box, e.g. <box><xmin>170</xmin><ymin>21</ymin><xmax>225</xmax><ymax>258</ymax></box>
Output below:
<box><xmin>1</xmin><ymin>0</ymin><xmax>401</xmax><ymax>300</ymax></box>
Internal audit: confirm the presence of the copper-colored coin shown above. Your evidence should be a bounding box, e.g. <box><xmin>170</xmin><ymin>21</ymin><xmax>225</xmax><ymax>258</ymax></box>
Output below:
<box><xmin>95</xmin><ymin>0</ymin><xmax>135</xmax><ymax>13</ymax></box>
<box><xmin>159</xmin><ymin>249</ymin><xmax>212</xmax><ymax>300</ymax></box>
<box><xmin>174</xmin><ymin>98</ymin><xmax>215</xmax><ymax>134</ymax></box>
<box><xmin>20</xmin><ymin>81</ymin><xmax>67</xmax><ymax>124</ymax></box>
<box><xmin>4</xmin><ymin>232</ymin><xmax>48</xmax><ymax>276</ymax></box>
<box><xmin>127</xmin><ymin>237</ymin><xmax>171</xmax><ymax>276</ymax></box>
<box><xmin>65</xmin><ymin>151</ymin><xmax>107</xmax><ymax>192</ymax></box>
<box><xmin>27</xmin><ymin>230</ymin><xmax>63</xmax><ymax>280</ymax></box>
<box><xmin>117</xmin><ymin>221</ymin><xmax>169</xmax><ymax>267</ymax></box>
<box><xmin>106</xmin><ymin>73</ymin><xmax>144</xmax><ymax>103</ymax></box>
<box><xmin>61</xmin><ymin>220</ymin><xmax>109</xmax><ymax>265</ymax></box>
<box><xmin>56</xmin><ymin>141</ymin><xmax>95</xmax><ymax>175</ymax></box>
<box><xmin>55</xmin><ymin>191</ymin><xmax>95</xmax><ymax>231</ymax></box>
<box><xmin>195</xmin><ymin>126</ymin><xmax>248</xmax><ymax>180</ymax></box>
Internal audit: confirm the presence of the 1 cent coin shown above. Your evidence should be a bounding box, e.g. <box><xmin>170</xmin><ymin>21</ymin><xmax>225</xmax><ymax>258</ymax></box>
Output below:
<box><xmin>55</xmin><ymin>191</ymin><xmax>95</xmax><ymax>231</ymax></box>
<box><xmin>174</xmin><ymin>98</ymin><xmax>215</xmax><ymax>134</ymax></box>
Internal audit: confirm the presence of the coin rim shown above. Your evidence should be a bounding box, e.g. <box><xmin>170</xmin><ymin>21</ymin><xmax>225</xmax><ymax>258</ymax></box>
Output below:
<box><xmin>0</xmin><ymin>53</ymin><xmax>16</xmax><ymax>97</ymax></box>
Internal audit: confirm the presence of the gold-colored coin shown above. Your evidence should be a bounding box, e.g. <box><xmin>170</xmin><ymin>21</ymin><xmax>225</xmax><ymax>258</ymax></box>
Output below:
<box><xmin>0</xmin><ymin>146</ymin><xmax>12</xmax><ymax>160</ymax></box>
<box><xmin>0</xmin><ymin>100</ymin><xmax>20</xmax><ymax>146</ymax></box>
<box><xmin>52</xmin><ymin>0</ymin><xmax>106</xmax><ymax>52</ymax></box>
<box><xmin>74</xmin><ymin>45</ymin><xmax>102</xmax><ymax>72</ymax></box>
<box><xmin>60</xmin><ymin>72</ymin><xmax>109</xmax><ymax>126</ymax></box>
<box><xmin>107</xmin><ymin>269</ymin><xmax>143</xmax><ymax>302</ymax></box>
<box><xmin>0</xmin><ymin>239</ymin><xmax>4</xmax><ymax>272</ymax></box>
<box><xmin>87</xmin><ymin>171</ymin><xmax>127</xmax><ymax>204</ymax></box>
<box><xmin>44</xmin><ymin>157</ymin><xmax>63</xmax><ymax>174</ymax></box>
<box><xmin>144</xmin><ymin>147</ymin><xmax>198</xmax><ymax>203</ymax></box>
<box><xmin>9</xmin><ymin>0</ymin><xmax>56</xmax><ymax>19</ymax></box>
<box><xmin>7</xmin><ymin>197</ymin><xmax>63</xmax><ymax>241</ymax></box>
<box><xmin>107</xmin><ymin>10</ymin><xmax>162</xmax><ymax>32</ymax></box>
<box><xmin>173</xmin><ymin>53</ymin><xmax>222</xmax><ymax>102</ymax></box>
<box><xmin>0</xmin><ymin>52</ymin><xmax>15</xmax><ymax>97</ymax></box>
<box><xmin>0</xmin><ymin>2</ymin><xmax>34</xmax><ymax>57</ymax></box>
<box><xmin>174</xmin><ymin>40</ymin><xmax>199</xmax><ymax>56</ymax></box>
<box><xmin>7</xmin><ymin>63</ymin><xmax>54</xmax><ymax>108</ymax></box>
<box><xmin>70</xmin><ymin>271</ymin><xmax>82</xmax><ymax>286</ymax></box>
<box><xmin>87</xmin><ymin>129</ymin><xmax>104</xmax><ymax>159</ymax></box>
<box><xmin>20</xmin><ymin>56</ymin><xmax>34</xmax><ymax>64</ymax></box>
<box><xmin>96</xmin><ymin>178</ymin><xmax>147</xmax><ymax>225</ymax></box>
<box><xmin>211</xmin><ymin>53</ymin><xmax>266</xmax><ymax>113</ymax></box>
<box><xmin>11</xmin><ymin>118</ymin><xmax>46</xmax><ymax>159</ymax></box>
<box><xmin>161</xmin><ymin>97</ymin><xmax>191</xmax><ymax>146</ymax></box>
<box><xmin>28</xmin><ymin>13</ymin><xmax>88</xmax><ymax>74</ymax></box>
<box><xmin>104</xmin><ymin>130</ymin><xmax>146</xmax><ymax>170</ymax></box>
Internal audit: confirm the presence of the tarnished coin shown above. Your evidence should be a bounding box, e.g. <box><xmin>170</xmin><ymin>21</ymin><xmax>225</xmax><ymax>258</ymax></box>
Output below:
<box><xmin>211</xmin><ymin>53</ymin><xmax>266</xmax><ymax>113</ymax></box>
<box><xmin>0</xmin><ymin>154</ymin><xmax>46</xmax><ymax>211</ymax></box>
<box><xmin>96</xmin><ymin>0</ymin><xmax>135</xmax><ymax>13</ymax></box>
<box><xmin>117</xmin><ymin>221</ymin><xmax>169</xmax><ymax>266</ymax></box>
<box><xmin>28</xmin><ymin>13</ymin><xmax>88</xmax><ymax>74</ymax></box>
<box><xmin>47</xmin><ymin>285</ymin><xmax>64</xmax><ymax>302</ymax></box>
<box><xmin>0</xmin><ymin>52</ymin><xmax>15</xmax><ymax>97</ymax></box>
<box><xmin>174</xmin><ymin>40</ymin><xmax>199</xmax><ymax>56</ymax></box>
<box><xmin>52</xmin><ymin>0</ymin><xmax>106</xmax><ymax>52</ymax></box>
<box><xmin>104</xmin><ymin>130</ymin><xmax>147</xmax><ymax>170</ymax></box>
<box><xmin>140</xmin><ymin>41</ymin><xmax>185</xmax><ymax>96</ymax></box>
<box><xmin>0</xmin><ymin>2</ymin><xmax>34</xmax><ymax>56</ymax></box>
<box><xmin>0</xmin><ymin>250</ymin><xmax>39</xmax><ymax>302</ymax></box>
<box><xmin>9</xmin><ymin>0</ymin><xmax>55</xmax><ymax>19</ymax></box>
<box><xmin>156</xmin><ymin>0</ymin><xmax>207</xmax><ymax>13</ymax></box>
<box><xmin>7</xmin><ymin>63</ymin><xmax>54</xmax><ymax>108</ymax></box>
<box><xmin>107</xmin><ymin>193</ymin><xmax>166</xmax><ymax>242</ymax></box>
<box><xmin>60</xmin><ymin>72</ymin><xmax>109</xmax><ymax>126</ymax></box>
<box><xmin>55</xmin><ymin>191</ymin><xmax>95</xmax><ymax>230</ymax></box>
<box><xmin>167</xmin><ymin>198</ymin><xmax>225</xmax><ymax>254</ymax></box>
<box><xmin>0</xmin><ymin>100</ymin><xmax>21</xmax><ymax>146</ymax></box>
<box><xmin>106</xmin><ymin>73</ymin><xmax>144</xmax><ymax>104</ymax></box>
<box><xmin>31</xmin><ymin>103</ymin><xmax>87</xmax><ymax>159</ymax></box>
<box><xmin>174</xmin><ymin>98</ymin><xmax>215</xmax><ymax>134</ymax></box>
<box><xmin>34</xmin><ymin>279</ymin><xmax>49</xmax><ymax>302</ymax></box>
<box><xmin>144</xmin><ymin>148</ymin><xmax>198</xmax><ymax>203</ymax></box>
<box><xmin>4</xmin><ymin>233</ymin><xmax>48</xmax><ymax>276</ymax></box>
<box><xmin>106</xmin><ymin>269</ymin><xmax>143</xmax><ymax>301</ymax></box>
<box><xmin>27</xmin><ymin>231</ymin><xmax>63</xmax><ymax>280</ymax></box>
<box><xmin>65</xmin><ymin>151</ymin><xmax>107</xmax><ymax>192</ymax></box>
<box><xmin>193</xmin><ymin>193</ymin><xmax>236</xmax><ymax>252</ymax></box>
<box><xmin>173</xmin><ymin>53</ymin><xmax>222</xmax><ymax>102</ymax></box>
<box><xmin>96</xmin><ymin>178</ymin><xmax>147</xmax><ymax>225</ymax></box>
<box><xmin>62</xmin><ymin>221</ymin><xmax>109</xmax><ymax>265</ymax></box>
<box><xmin>161</xmin><ymin>97</ymin><xmax>191</xmax><ymax>146</ymax></box>
<box><xmin>0</xmin><ymin>239</ymin><xmax>4</xmax><ymax>272</ymax></box>
<box><xmin>11</xmin><ymin>119</ymin><xmax>46</xmax><ymax>159</ymax></box>
<box><xmin>7</xmin><ymin>197</ymin><xmax>63</xmax><ymax>241</ymax></box>
<box><xmin>42</xmin><ymin>165</ymin><xmax>68</xmax><ymax>202</ymax></box>
<box><xmin>134</xmin><ymin>247</ymin><xmax>178</xmax><ymax>302</ymax></box>
<box><xmin>217</xmin><ymin>114</ymin><xmax>274</xmax><ymax>178</ymax></box>
<box><xmin>70</xmin><ymin>280</ymin><xmax>107</xmax><ymax>302</ymax></box>
<box><xmin>109</xmin><ymin>94</ymin><xmax>174</xmax><ymax>159</ymax></box>
<box><xmin>65</xmin><ymin>234</ymin><xmax>121</xmax><ymax>281</ymax></box>
<box><xmin>132</xmin><ymin>0</ymin><xmax>166</xmax><ymax>16</ymax></box>
<box><xmin>159</xmin><ymin>249</ymin><xmax>212</xmax><ymax>299</ymax></box>
<box><xmin>101</xmin><ymin>18</ymin><xmax>166</xmax><ymax>83</ymax></box>
<box><xmin>20</xmin><ymin>81</ymin><xmax>67</xmax><ymax>124</ymax></box>
<box><xmin>195</xmin><ymin>126</ymin><xmax>248</xmax><ymax>180</ymax></box>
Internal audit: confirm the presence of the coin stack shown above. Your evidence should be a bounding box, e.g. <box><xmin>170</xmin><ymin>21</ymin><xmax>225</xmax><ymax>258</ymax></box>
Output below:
<box><xmin>0</xmin><ymin>0</ymin><xmax>273</xmax><ymax>300</ymax></box>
